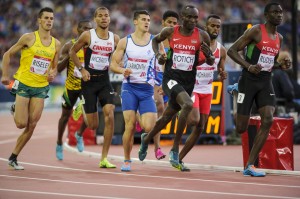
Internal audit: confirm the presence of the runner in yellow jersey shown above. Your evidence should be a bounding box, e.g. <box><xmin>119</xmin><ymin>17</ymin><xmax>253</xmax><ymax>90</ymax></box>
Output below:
<box><xmin>1</xmin><ymin>7</ymin><xmax>61</xmax><ymax>170</ymax></box>
<box><xmin>56</xmin><ymin>20</ymin><xmax>93</xmax><ymax>160</ymax></box>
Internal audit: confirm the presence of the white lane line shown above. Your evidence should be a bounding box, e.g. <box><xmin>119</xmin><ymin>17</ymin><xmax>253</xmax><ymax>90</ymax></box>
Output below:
<box><xmin>0</xmin><ymin>188</ymin><xmax>132</xmax><ymax>199</ymax></box>
<box><xmin>0</xmin><ymin>134</ymin><xmax>53</xmax><ymax>144</ymax></box>
<box><xmin>0</xmin><ymin>175</ymin><xmax>298</xmax><ymax>199</ymax></box>
<box><xmin>0</xmin><ymin>158</ymin><xmax>299</xmax><ymax>189</ymax></box>
<box><xmin>64</xmin><ymin>143</ymin><xmax>300</xmax><ymax>176</ymax></box>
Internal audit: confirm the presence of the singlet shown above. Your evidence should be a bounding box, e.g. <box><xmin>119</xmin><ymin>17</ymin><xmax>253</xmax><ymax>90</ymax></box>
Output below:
<box><xmin>123</xmin><ymin>34</ymin><xmax>156</xmax><ymax>86</ymax></box>
<box><xmin>244</xmin><ymin>24</ymin><xmax>280</xmax><ymax>77</ymax></box>
<box><xmin>194</xmin><ymin>42</ymin><xmax>221</xmax><ymax>94</ymax></box>
<box><xmin>84</xmin><ymin>29</ymin><xmax>115</xmax><ymax>75</ymax></box>
<box><xmin>14</xmin><ymin>31</ymin><xmax>56</xmax><ymax>87</ymax></box>
<box><xmin>65</xmin><ymin>39</ymin><xmax>84</xmax><ymax>90</ymax></box>
<box><xmin>164</xmin><ymin>25</ymin><xmax>201</xmax><ymax>85</ymax></box>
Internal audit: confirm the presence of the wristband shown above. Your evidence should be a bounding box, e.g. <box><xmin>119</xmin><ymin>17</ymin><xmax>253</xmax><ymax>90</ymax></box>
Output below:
<box><xmin>78</xmin><ymin>66</ymin><xmax>83</xmax><ymax>71</ymax></box>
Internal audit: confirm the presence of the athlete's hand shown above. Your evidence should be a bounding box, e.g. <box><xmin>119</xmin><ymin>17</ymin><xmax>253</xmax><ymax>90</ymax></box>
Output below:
<box><xmin>157</xmin><ymin>86</ymin><xmax>164</xmax><ymax>95</ymax></box>
<box><xmin>122</xmin><ymin>68</ymin><xmax>132</xmax><ymax>78</ymax></box>
<box><xmin>81</xmin><ymin>68</ymin><xmax>90</xmax><ymax>81</ymax></box>
<box><xmin>248</xmin><ymin>64</ymin><xmax>262</xmax><ymax>75</ymax></box>
<box><xmin>280</xmin><ymin>57</ymin><xmax>292</xmax><ymax>70</ymax></box>
<box><xmin>218</xmin><ymin>68</ymin><xmax>227</xmax><ymax>81</ymax></box>
<box><xmin>201</xmin><ymin>42</ymin><xmax>212</xmax><ymax>57</ymax></box>
<box><xmin>156</xmin><ymin>53</ymin><xmax>167</xmax><ymax>65</ymax></box>
<box><xmin>1</xmin><ymin>75</ymin><xmax>10</xmax><ymax>85</ymax></box>
<box><xmin>47</xmin><ymin>68</ymin><xmax>57</xmax><ymax>82</ymax></box>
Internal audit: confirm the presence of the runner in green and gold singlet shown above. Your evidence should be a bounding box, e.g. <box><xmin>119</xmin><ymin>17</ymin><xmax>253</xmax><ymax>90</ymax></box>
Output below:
<box><xmin>1</xmin><ymin>7</ymin><xmax>61</xmax><ymax>170</ymax></box>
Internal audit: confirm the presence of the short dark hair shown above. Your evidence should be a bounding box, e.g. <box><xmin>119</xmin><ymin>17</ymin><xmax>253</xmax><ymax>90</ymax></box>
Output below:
<box><xmin>264</xmin><ymin>2</ymin><xmax>280</xmax><ymax>14</ymax></box>
<box><xmin>38</xmin><ymin>7</ymin><xmax>53</xmax><ymax>18</ymax></box>
<box><xmin>78</xmin><ymin>20</ymin><xmax>91</xmax><ymax>29</ymax></box>
<box><xmin>133</xmin><ymin>10</ymin><xmax>150</xmax><ymax>20</ymax></box>
<box><xmin>207</xmin><ymin>14</ymin><xmax>221</xmax><ymax>21</ymax></box>
<box><xmin>163</xmin><ymin>10</ymin><xmax>179</xmax><ymax>21</ymax></box>
<box><xmin>94</xmin><ymin>7</ymin><xmax>109</xmax><ymax>18</ymax></box>
<box><xmin>181</xmin><ymin>5</ymin><xmax>196</xmax><ymax>16</ymax></box>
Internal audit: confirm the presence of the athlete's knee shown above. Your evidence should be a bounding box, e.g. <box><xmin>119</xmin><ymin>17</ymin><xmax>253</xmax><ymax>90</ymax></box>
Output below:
<box><xmin>125</xmin><ymin>122</ymin><xmax>135</xmax><ymax>132</ymax></box>
<box><xmin>261</xmin><ymin>115</ymin><xmax>273</xmax><ymax>129</ymax></box>
<box><xmin>181</xmin><ymin>101</ymin><xmax>193</xmax><ymax>112</ymax></box>
<box><xmin>188</xmin><ymin>117</ymin><xmax>199</xmax><ymax>126</ymax></box>
<box><xmin>15</xmin><ymin>120</ymin><xmax>27</xmax><ymax>129</ymax></box>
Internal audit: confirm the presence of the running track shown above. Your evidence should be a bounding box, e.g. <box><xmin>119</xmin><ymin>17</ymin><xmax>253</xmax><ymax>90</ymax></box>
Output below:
<box><xmin>0</xmin><ymin>110</ymin><xmax>299</xmax><ymax>199</ymax></box>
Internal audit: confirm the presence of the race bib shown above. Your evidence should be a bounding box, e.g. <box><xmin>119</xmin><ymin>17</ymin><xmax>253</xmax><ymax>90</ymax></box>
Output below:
<box><xmin>172</xmin><ymin>52</ymin><xmax>195</xmax><ymax>71</ymax></box>
<box><xmin>167</xmin><ymin>79</ymin><xmax>178</xmax><ymax>89</ymax></box>
<box><xmin>89</xmin><ymin>52</ymin><xmax>109</xmax><ymax>70</ymax></box>
<box><xmin>127</xmin><ymin>58</ymin><xmax>148</xmax><ymax>78</ymax></box>
<box><xmin>237</xmin><ymin>93</ymin><xmax>245</xmax><ymax>104</ymax></box>
<box><xmin>12</xmin><ymin>80</ymin><xmax>19</xmax><ymax>90</ymax></box>
<box><xmin>257</xmin><ymin>53</ymin><xmax>275</xmax><ymax>72</ymax></box>
<box><xmin>30</xmin><ymin>55</ymin><xmax>51</xmax><ymax>75</ymax></box>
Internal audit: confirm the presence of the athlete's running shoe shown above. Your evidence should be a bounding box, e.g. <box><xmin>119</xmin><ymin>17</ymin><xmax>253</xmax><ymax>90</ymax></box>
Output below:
<box><xmin>227</xmin><ymin>83</ymin><xmax>238</xmax><ymax>95</ymax></box>
<box><xmin>121</xmin><ymin>160</ymin><xmax>132</xmax><ymax>172</ymax></box>
<box><xmin>135</xmin><ymin>121</ymin><xmax>143</xmax><ymax>133</ymax></box>
<box><xmin>56</xmin><ymin>144</ymin><xmax>63</xmax><ymax>160</ymax></box>
<box><xmin>178</xmin><ymin>161</ymin><xmax>190</xmax><ymax>172</ymax></box>
<box><xmin>99</xmin><ymin>158</ymin><xmax>116</xmax><ymax>168</ymax></box>
<box><xmin>72</xmin><ymin>100</ymin><xmax>84</xmax><ymax>121</ymax></box>
<box><xmin>138</xmin><ymin>133</ymin><xmax>148</xmax><ymax>161</ymax></box>
<box><xmin>169</xmin><ymin>150</ymin><xmax>180</xmax><ymax>168</ymax></box>
<box><xmin>8</xmin><ymin>159</ymin><xmax>24</xmax><ymax>170</ymax></box>
<box><xmin>155</xmin><ymin>148</ymin><xmax>166</xmax><ymax>160</ymax></box>
<box><xmin>243</xmin><ymin>164</ymin><xmax>266</xmax><ymax>177</ymax></box>
<box><xmin>75</xmin><ymin>132</ymin><xmax>84</xmax><ymax>152</ymax></box>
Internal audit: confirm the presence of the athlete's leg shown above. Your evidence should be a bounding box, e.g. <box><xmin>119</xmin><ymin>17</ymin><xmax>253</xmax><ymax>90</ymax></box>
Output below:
<box><xmin>100</xmin><ymin>103</ymin><xmax>115</xmax><ymax>160</ymax></box>
<box><xmin>179</xmin><ymin>113</ymin><xmax>208</xmax><ymax>161</ymax></box>
<box><xmin>143</xmin><ymin>105</ymin><xmax>178</xmax><ymax>143</ymax></box>
<box><xmin>153</xmin><ymin>85</ymin><xmax>164</xmax><ymax>151</ymax></box>
<box><xmin>123</xmin><ymin>110</ymin><xmax>136</xmax><ymax>160</ymax></box>
<box><xmin>246</xmin><ymin>106</ymin><xmax>274</xmax><ymax>165</ymax></box>
<box><xmin>12</xmin><ymin>97</ymin><xmax>44</xmax><ymax>155</ymax></box>
<box><xmin>14</xmin><ymin>95</ymin><xmax>30</xmax><ymax>129</ymax></box>
<box><xmin>172</xmin><ymin>91</ymin><xmax>193</xmax><ymax>152</ymax></box>
<box><xmin>57</xmin><ymin>107</ymin><xmax>72</xmax><ymax>145</ymax></box>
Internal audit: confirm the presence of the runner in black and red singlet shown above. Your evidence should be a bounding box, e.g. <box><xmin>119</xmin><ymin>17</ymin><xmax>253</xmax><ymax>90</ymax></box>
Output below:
<box><xmin>227</xmin><ymin>2</ymin><xmax>291</xmax><ymax>177</ymax></box>
<box><xmin>138</xmin><ymin>5</ymin><xmax>215</xmax><ymax>171</ymax></box>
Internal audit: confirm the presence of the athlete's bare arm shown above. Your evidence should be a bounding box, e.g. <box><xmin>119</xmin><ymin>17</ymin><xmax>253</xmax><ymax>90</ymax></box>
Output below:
<box><xmin>274</xmin><ymin>34</ymin><xmax>291</xmax><ymax>70</ymax></box>
<box><xmin>200</xmin><ymin>30</ymin><xmax>215</xmax><ymax>66</ymax></box>
<box><xmin>227</xmin><ymin>25</ymin><xmax>262</xmax><ymax>74</ymax></box>
<box><xmin>69</xmin><ymin>31</ymin><xmax>90</xmax><ymax>70</ymax></box>
<box><xmin>152</xmin><ymin>27</ymin><xmax>174</xmax><ymax>65</ymax></box>
<box><xmin>69</xmin><ymin>31</ymin><xmax>90</xmax><ymax>81</ymax></box>
<box><xmin>57</xmin><ymin>41</ymin><xmax>72</xmax><ymax>73</ymax></box>
<box><xmin>218</xmin><ymin>45</ymin><xmax>227</xmax><ymax>80</ymax></box>
<box><xmin>1</xmin><ymin>33</ymin><xmax>35</xmax><ymax>85</ymax></box>
<box><xmin>48</xmin><ymin>38</ymin><xmax>61</xmax><ymax>82</ymax></box>
<box><xmin>110</xmin><ymin>37</ymin><xmax>132</xmax><ymax>77</ymax></box>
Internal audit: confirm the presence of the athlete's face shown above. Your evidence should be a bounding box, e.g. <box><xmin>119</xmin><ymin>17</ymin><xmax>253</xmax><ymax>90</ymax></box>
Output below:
<box><xmin>162</xmin><ymin>17</ymin><xmax>178</xmax><ymax>28</ymax></box>
<box><xmin>181</xmin><ymin>8</ymin><xmax>198</xmax><ymax>31</ymax></box>
<box><xmin>38</xmin><ymin>12</ymin><xmax>54</xmax><ymax>31</ymax></box>
<box><xmin>78</xmin><ymin>22</ymin><xmax>93</xmax><ymax>36</ymax></box>
<box><xmin>206</xmin><ymin>18</ymin><xmax>221</xmax><ymax>40</ymax></box>
<box><xmin>265</xmin><ymin>5</ymin><xmax>283</xmax><ymax>26</ymax></box>
<box><xmin>135</xmin><ymin>14</ymin><xmax>150</xmax><ymax>32</ymax></box>
<box><xmin>94</xmin><ymin>9</ymin><xmax>110</xmax><ymax>29</ymax></box>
